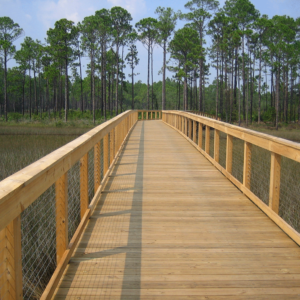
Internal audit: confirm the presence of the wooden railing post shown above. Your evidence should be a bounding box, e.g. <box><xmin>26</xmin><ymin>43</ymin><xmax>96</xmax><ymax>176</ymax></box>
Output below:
<box><xmin>269</xmin><ymin>153</ymin><xmax>281</xmax><ymax>214</ymax></box>
<box><xmin>0</xmin><ymin>216</ymin><xmax>23</xmax><ymax>300</ymax></box>
<box><xmin>214</xmin><ymin>129</ymin><xmax>220</xmax><ymax>163</ymax></box>
<box><xmin>205</xmin><ymin>126</ymin><xmax>210</xmax><ymax>154</ymax></box>
<box><xmin>243</xmin><ymin>142</ymin><xmax>252</xmax><ymax>189</ymax></box>
<box><xmin>55</xmin><ymin>173</ymin><xmax>68</xmax><ymax>265</ymax></box>
<box><xmin>80</xmin><ymin>153</ymin><xmax>88</xmax><ymax>219</ymax></box>
<box><xmin>226</xmin><ymin>135</ymin><xmax>233</xmax><ymax>174</ymax></box>
<box><xmin>94</xmin><ymin>142</ymin><xmax>101</xmax><ymax>193</ymax></box>
<box><xmin>198</xmin><ymin>122</ymin><xmax>203</xmax><ymax>148</ymax></box>
<box><xmin>146</xmin><ymin>111</ymin><xmax>148</xmax><ymax>120</ymax></box>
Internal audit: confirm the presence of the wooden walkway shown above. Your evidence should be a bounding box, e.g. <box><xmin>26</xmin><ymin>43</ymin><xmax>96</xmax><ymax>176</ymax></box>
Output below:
<box><xmin>53</xmin><ymin>120</ymin><xmax>300</xmax><ymax>299</ymax></box>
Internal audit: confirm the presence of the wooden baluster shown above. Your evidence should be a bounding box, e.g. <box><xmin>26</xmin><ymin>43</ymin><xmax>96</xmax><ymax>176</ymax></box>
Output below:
<box><xmin>269</xmin><ymin>153</ymin><xmax>281</xmax><ymax>214</ymax></box>
<box><xmin>146</xmin><ymin>111</ymin><xmax>148</xmax><ymax>120</ymax></box>
<box><xmin>214</xmin><ymin>129</ymin><xmax>220</xmax><ymax>163</ymax></box>
<box><xmin>193</xmin><ymin>121</ymin><xmax>196</xmax><ymax>143</ymax></box>
<box><xmin>205</xmin><ymin>126</ymin><xmax>210</xmax><ymax>154</ymax></box>
<box><xmin>110</xmin><ymin>129</ymin><xmax>115</xmax><ymax>166</ymax></box>
<box><xmin>80</xmin><ymin>153</ymin><xmax>89</xmax><ymax>219</ymax></box>
<box><xmin>0</xmin><ymin>216</ymin><xmax>23</xmax><ymax>300</ymax></box>
<box><xmin>185</xmin><ymin>118</ymin><xmax>188</xmax><ymax>136</ymax></box>
<box><xmin>189</xmin><ymin>119</ymin><xmax>192</xmax><ymax>140</ymax></box>
<box><xmin>198</xmin><ymin>122</ymin><xmax>203</xmax><ymax>148</ymax></box>
<box><xmin>56</xmin><ymin>173</ymin><xmax>68</xmax><ymax>265</ymax></box>
<box><xmin>94</xmin><ymin>142</ymin><xmax>101</xmax><ymax>193</ymax></box>
<box><xmin>103</xmin><ymin>134</ymin><xmax>109</xmax><ymax>175</ymax></box>
<box><xmin>226</xmin><ymin>135</ymin><xmax>233</xmax><ymax>173</ymax></box>
<box><xmin>243</xmin><ymin>142</ymin><xmax>252</xmax><ymax>189</ymax></box>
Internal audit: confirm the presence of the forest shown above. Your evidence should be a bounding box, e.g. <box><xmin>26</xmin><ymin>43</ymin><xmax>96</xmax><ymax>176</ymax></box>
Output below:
<box><xmin>0</xmin><ymin>0</ymin><xmax>300</xmax><ymax>129</ymax></box>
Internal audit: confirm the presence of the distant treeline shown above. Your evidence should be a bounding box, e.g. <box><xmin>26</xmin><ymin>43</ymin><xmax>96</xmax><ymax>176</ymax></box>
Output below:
<box><xmin>0</xmin><ymin>0</ymin><xmax>300</xmax><ymax>128</ymax></box>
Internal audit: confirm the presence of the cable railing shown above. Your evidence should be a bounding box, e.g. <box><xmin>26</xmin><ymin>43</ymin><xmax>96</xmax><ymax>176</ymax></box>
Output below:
<box><xmin>163</xmin><ymin>110</ymin><xmax>300</xmax><ymax>246</ymax></box>
<box><xmin>0</xmin><ymin>110</ymin><xmax>139</xmax><ymax>300</ymax></box>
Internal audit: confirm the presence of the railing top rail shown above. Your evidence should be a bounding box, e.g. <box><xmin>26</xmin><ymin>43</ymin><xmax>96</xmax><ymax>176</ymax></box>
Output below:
<box><xmin>163</xmin><ymin>110</ymin><xmax>300</xmax><ymax>162</ymax></box>
<box><xmin>0</xmin><ymin>110</ymin><xmax>134</xmax><ymax>231</ymax></box>
<box><xmin>136</xmin><ymin>110</ymin><xmax>162</xmax><ymax>112</ymax></box>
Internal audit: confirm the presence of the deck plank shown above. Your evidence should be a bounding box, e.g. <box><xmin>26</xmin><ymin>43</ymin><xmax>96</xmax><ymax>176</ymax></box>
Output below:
<box><xmin>52</xmin><ymin>120</ymin><xmax>300</xmax><ymax>299</ymax></box>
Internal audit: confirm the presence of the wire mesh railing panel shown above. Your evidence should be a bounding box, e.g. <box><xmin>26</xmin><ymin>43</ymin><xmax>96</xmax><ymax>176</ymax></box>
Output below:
<box><xmin>88</xmin><ymin>148</ymin><xmax>94</xmax><ymax>203</ymax></box>
<box><xmin>201</xmin><ymin>126</ymin><xmax>205</xmax><ymax>150</ymax></box>
<box><xmin>21</xmin><ymin>184</ymin><xmax>56</xmax><ymax>300</ymax></box>
<box><xmin>68</xmin><ymin>162</ymin><xmax>81</xmax><ymax>242</ymax></box>
<box><xmin>232</xmin><ymin>137</ymin><xmax>244</xmax><ymax>183</ymax></box>
<box><xmin>209</xmin><ymin>130</ymin><xmax>214</xmax><ymax>158</ymax></box>
<box><xmin>279</xmin><ymin>157</ymin><xmax>300</xmax><ymax>233</ymax></box>
<box><xmin>219</xmin><ymin>131</ymin><xmax>227</xmax><ymax>169</ymax></box>
<box><xmin>195</xmin><ymin>122</ymin><xmax>199</xmax><ymax>145</ymax></box>
<box><xmin>250</xmin><ymin>145</ymin><xmax>271</xmax><ymax>205</ymax></box>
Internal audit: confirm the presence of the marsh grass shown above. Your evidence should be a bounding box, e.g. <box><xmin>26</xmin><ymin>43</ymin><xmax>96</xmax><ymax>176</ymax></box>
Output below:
<box><xmin>0</xmin><ymin>124</ymin><xmax>95</xmax><ymax>299</ymax></box>
<box><xmin>0</xmin><ymin>126</ymin><xmax>93</xmax><ymax>181</ymax></box>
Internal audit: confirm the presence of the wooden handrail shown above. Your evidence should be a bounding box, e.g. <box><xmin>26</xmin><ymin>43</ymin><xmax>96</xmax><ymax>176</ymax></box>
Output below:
<box><xmin>186</xmin><ymin>110</ymin><xmax>221</xmax><ymax>120</ymax></box>
<box><xmin>0</xmin><ymin>110</ymin><xmax>139</xmax><ymax>300</ymax></box>
<box><xmin>162</xmin><ymin>110</ymin><xmax>300</xmax><ymax>247</ymax></box>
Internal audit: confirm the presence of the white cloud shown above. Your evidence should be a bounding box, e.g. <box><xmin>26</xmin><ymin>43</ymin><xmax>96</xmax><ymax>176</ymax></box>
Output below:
<box><xmin>36</xmin><ymin>0</ymin><xmax>98</xmax><ymax>29</ymax></box>
<box><xmin>107</xmin><ymin>0</ymin><xmax>146</xmax><ymax>17</ymax></box>
<box><xmin>25</xmin><ymin>14</ymin><xmax>32</xmax><ymax>20</ymax></box>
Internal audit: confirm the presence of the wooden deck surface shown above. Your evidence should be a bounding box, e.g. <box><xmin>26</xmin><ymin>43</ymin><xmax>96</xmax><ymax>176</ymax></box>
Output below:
<box><xmin>53</xmin><ymin>120</ymin><xmax>300</xmax><ymax>299</ymax></box>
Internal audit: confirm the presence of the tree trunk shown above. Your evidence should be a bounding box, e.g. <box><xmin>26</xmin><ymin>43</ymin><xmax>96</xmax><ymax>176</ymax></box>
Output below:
<box><xmin>184</xmin><ymin>64</ymin><xmax>188</xmax><ymax>111</ymax></box>
<box><xmin>132</xmin><ymin>66</ymin><xmax>134</xmax><ymax>109</ymax></box>
<box><xmin>151</xmin><ymin>46</ymin><xmax>154</xmax><ymax>110</ymax></box>
<box><xmin>4</xmin><ymin>53</ymin><xmax>7</xmax><ymax>121</ymax></box>
<box><xmin>234</xmin><ymin>47</ymin><xmax>238</xmax><ymax>107</ymax></box>
<box><xmin>258</xmin><ymin>44</ymin><xmax>262</xmax><ymax>124</ymax></box>
<box><xmin>162</xmin><ymin>41</ymin><xmax>166</xmax><ymax>110</ymax></box>
<box><xmin>29</xmin><ymin>65</ymin><xmax>32</xmax><ymax>119</ymax></box>
<box><xmin>91</xmin><ymin>50</ymin><xmax>95</xmax><ymax>124</ymax></box>
<box><xmin>298</xmin><ymin>69</ymin><xmax>300</xmax><ymax>124</ymax></box>
<box><xmin>22</xmin><ymin>72</ymin><xmax>25</xmax><ymax>116</ymax></box>
<box><xmin>242</xmin><ymin>34</ymin><xmax>246</xmax><ymax>121</ymax></box>
<box><xmin>115</xmin><ymin>44</ymin><xmax>119</xmax><ymax>115</ymax></box>
<box><xmin>120</xmin><ymin>46</ymin><xmax>124</xmax><ymax>113</ymax></box>
<box><xmin>251</xmin><ymin>51</ymin><xmax>254</xmax><ymax>124</ymax></box>
<box><xmin>79</xmin><ymin>49</ymin><xmax>83</xmax><ymax>114</ymax></box>
<box><xmin>276</xmin><ymin>60</ymin><xmax>280</xmax><ymax>130</ymax></box>
<box><xmin>238</xmin><ymin>61</ymin><xmax>241</xmax><ymax>126</ymax></box>
<box><xmin>34</xmin><ymin>67</ymin><xmax>37</xmax><ymax>114</ymax></box>
<box><xmin>65</xmin><ymin>59</ymin><xmax>68</xmax><ymax>122</ymax></box>
<box><xmin>102</xmin><ymin>44</ymin><xmax>107</xmax><ymax>121</ymax></box>
<box><xmin>216</xmin><ymin>48</ymin><xmax>219</xmax><ymax>120</ymax></box>
<box><xmin>147</xmin><ymin>44</ymin><xmax>150</xmax><ymax>110</ymax></box>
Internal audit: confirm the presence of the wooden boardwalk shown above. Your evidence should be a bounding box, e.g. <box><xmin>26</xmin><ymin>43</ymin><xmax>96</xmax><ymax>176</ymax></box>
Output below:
<box><xmin>53</xmin><ymin>120</ymin><xmax>300</xmax><ymax>299</ymax></box>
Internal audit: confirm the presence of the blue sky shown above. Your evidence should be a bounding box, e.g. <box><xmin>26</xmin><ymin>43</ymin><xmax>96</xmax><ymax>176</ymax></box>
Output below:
<box><xmin>1</xmin><ymin>0</ymin><xmax>300</xmax><ymax>84</ymax></box>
